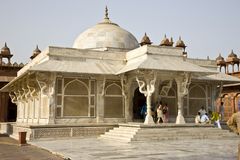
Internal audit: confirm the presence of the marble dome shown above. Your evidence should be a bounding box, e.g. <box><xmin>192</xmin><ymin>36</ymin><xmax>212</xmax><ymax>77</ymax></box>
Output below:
<box><xmin>73</xmin><ymin>8</ymin><xmax>139</xmax><ymax>50</ymax></box>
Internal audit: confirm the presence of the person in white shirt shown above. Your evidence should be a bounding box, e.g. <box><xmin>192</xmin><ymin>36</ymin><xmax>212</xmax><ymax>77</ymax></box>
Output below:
<box><xmin>200</xmin><ymin>113</ymin><xmax>210</xmax><ymax>124</ymax></box>
<box><xmin>195</xmin><ymin>112</ymin><xmax>201</xmax><ymax>124</ymax></box>
<box><xmin>198</xmin><ymin>106</ymin><xmax>207</xmax><ymax>117</ymax></box>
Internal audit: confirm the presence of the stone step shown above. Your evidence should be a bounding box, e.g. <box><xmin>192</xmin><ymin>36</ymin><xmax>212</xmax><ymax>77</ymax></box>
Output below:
<box><xmin>117</xmin><ymin>127</ymin><xmax>139</xmax><ymax>131</ymax></box>
<box><xmin>132</xmin><ymin>133</ymin><xmax>238</xmax><ymax>141</ymax></box>
<box><xmin>113</xmin><ymin>127</ymin><xmax>139</xmax><ymax>132</ymax></box>
<box><xmin>99</xmin><ymin>134</ymin><xmax>132</xmax><ymax>142</ymax></box>
<box><xmin>134</xmin><ymin>132</ymin><xmax>235</xmax><ymax>138</ymax></box>
<box><xmin>104</xmin><ymin>132</ymin><xmax>135</xmax><ymax>138</ymax></box>
<box><xmin>132</xmin><ymin>136</ymin><xmax>232</xmax><ymax>141</ymax></box>
<box><xmin>137</xmin><ymin>129</ymin><xmax>230</xmax><ymax>135</ymax></box>
<box><xmin>109</xmin><ymin>129</ymin><xmax>137</xmax><ymax>135</ymax></box>
<box><xmin>99</xmin><ymin>125</ymin><xmax>238</xmax><ymax>143</ymax></box>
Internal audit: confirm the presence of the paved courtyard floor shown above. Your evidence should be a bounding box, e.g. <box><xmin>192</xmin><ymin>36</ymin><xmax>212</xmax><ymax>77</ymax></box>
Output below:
<box><xmin>0</xmin><ymin>134</ymin><xmax>63</xmax><ymax>160</ymax></box>
<box><xmin>31</xmin><ymin>137</ymin><xmax>240</xmax><ymax>160</ymax></box>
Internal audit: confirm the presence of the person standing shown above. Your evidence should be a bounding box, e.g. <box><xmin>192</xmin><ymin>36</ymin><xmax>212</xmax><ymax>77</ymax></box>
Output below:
<box><xmin>140</xmin><ymin>102</ymin><xmax>147</xmax><ymax>120</ymax></box>
<box><xmin>157</xmin><ymin>101</ymin><xmax>163</xmax><ymax>123</ymax></box>
<box><xmin>209</xmin><ymin>111</ymin><xmax>221</xmax><ymax>129</ymax></box>
<box><xmin>162</xmin><ymin>103</ymin><xmax>169</xmax><ymax>123</ymax></box>
<box><xmin>219</xmin><ymin>102</ymin><xmax>224</xmax><ymax>121</ymax></box>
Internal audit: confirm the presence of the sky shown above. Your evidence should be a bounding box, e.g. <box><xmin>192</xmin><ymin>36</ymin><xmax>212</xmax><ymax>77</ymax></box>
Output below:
<box><xmin>0</xmin><ymin>0</ymin><xmax>240</xmax><ymax>63</ymax></box>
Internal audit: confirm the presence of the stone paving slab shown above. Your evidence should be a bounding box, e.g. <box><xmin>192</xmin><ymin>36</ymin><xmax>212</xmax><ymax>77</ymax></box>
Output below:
<box><xmin>0</xmin><ymin>134</ymin><xmax>64</xmax><ymax>160</ymax></box>
<box><xmin>30</xmin><ymin>137</ymin><xmax>240</xmax><ymax>160</ymax></box>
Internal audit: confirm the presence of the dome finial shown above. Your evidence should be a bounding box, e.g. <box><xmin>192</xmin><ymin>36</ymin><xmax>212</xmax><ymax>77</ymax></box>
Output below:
<box><xmin>140</xmin><ymin>32</ymin><xmax>152</xmax><ymax>46</ymax></box>
<box><xmin>99</xmin><ymin>5</ymin><xmax>115</xmax><ymax>24</ymax></box>
<box><xmin>105</xmin><ymin>6</ymin><xmax>109</xmax><ymax>20</ymax></box>
<box><xmin>175</xmin><ymin>36</ymin><xmax>186</xmax><ymax>50</ymax></box>
<box><xmin>30</xmin><ymin>45</ymin><xmax>41</xmax><ymax>60</ymax></box>
<box><xmin>160</xmin><ymin>34</ymin><xmax>171</xmax><ymax>46</ymax></box>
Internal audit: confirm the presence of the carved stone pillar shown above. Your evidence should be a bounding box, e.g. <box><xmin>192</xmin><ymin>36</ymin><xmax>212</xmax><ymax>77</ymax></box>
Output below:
<box><xmin>136</xmin><ymin>71</ymin><xmax>156</xmax><ymax>124</ymax></box>
<box><xmin>36</xmin><ymin>72</ymin><xmax>56</xmax><ymax>124</ymax></box>
<box><xmin>48</xmin><ymin>73</ymin><xmax>56</xmax><ymax>124</ymax></box>
<box><xmin>175</xmin><ymin>72</ymin><xmax>191</xmax><ymax>124</ymax></box>
<box><xmin>96</xmin><ymin>77</ymin><xmax>105</xmax><ymax>123</ymax></box>
<box><xmin>121</xmin><ymin>75</ymin><xmax>131</xmax><ymax>122</ymax></box>
<box><xmin>153</xmin><ymin>79</ymin><xmax>160</xmax><ymax>105</ymax></box>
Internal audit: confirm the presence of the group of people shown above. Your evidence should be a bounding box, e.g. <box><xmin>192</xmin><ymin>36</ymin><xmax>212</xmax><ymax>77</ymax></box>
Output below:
<box><xmin>195</xmin><ymin>106</ymin><xmax>222</xmax><ymax>129</ymax></box>
<box><xmin>156</xmin><ymin>102</ymin><xmax>169</xmax><ymax>123</ymax></box>
<box><xmin>140</xmin><ymin>101</ymin><xmax>169</xmax><ymax>123</ymax></box>
<box><xmin>140</xmin><ymin>101</ymin><xmax>240</xmax><ymax>135</ymax></box>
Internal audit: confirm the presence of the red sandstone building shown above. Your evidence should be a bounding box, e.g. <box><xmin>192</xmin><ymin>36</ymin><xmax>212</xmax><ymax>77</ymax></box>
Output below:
<box><xmin>0</xmin><ymin>43</ymin><xmax>23</xmax><ymax>122</ymax></box>
<box><xmin>216</xmin><ymin>50</ymin><xmax>240</xmax><ymax>121</ymax></box>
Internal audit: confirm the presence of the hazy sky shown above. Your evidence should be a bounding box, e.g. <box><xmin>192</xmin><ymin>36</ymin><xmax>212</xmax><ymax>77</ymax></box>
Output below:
<box><xmin>0</xmin><ymin>0</ymin><xmax>240</xmax><ymax>63</ymax></box>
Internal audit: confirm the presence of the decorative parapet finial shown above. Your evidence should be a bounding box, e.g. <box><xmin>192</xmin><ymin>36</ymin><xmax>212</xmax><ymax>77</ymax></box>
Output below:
<box><xmin>140</xmin><ymin>32</ymin><xmax>152</xmax><ymax>46</ymax></box>
<box><xmin>105</xmin><ymin>6</ymin><xmax>109</xmax><ymax>20</ymax></box>
<box><xmin>30</xmin><ymin>45</ymin><xmax>41</xmax><ymax>60</ymax></box>
<box><xmin>160</xmin><ymin>34</ymin><xmax>171</xmax><ymax>46</ymax></box>
<box><xmin>175</xmin><ymin>36</ymin><xmax>186</xmax><ymax>50</ymax></box>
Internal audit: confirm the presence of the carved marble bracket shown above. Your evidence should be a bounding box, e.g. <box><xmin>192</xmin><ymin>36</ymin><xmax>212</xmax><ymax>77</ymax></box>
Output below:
<box><xmin>216</xmin><ymin>82</ymin><xmax>223</xmax><ymax>99</ymax></box>
<box><xmin>99</xmin><ymin>77</ymin><xmax>106</xmax><ymax>96</ymax></box>
<box><xmin>36</xmin><ymin>72</ymin><xmax>55</xmax><ymax>97</ymax></box>
<box><xmin>22</xmin><ymin>78</ymin><xmax>30</xmax><ymax>101</ymax></box>
<box><xmin>176</xmin><ymin>72</ymin><xmax>191</xmax><ymax>96</ymax></box>
<box><xmin>136</xmin><ymin>70</ymin><xmax>156</xmax><ymax>96</ymax></box>
<box><xmin>9</xmin><ymin>92</ymin><xmax>17</xmax><ymax>104</ymax></box>
<box><xmin>120</xmin><ymin>75</ymin><xmax>128</xmax><ymax>97</ymax></box>
<box><xmin>160</xmin><ymin>80</ymin><xmax>173</xmax><ymax>96</ymax></box>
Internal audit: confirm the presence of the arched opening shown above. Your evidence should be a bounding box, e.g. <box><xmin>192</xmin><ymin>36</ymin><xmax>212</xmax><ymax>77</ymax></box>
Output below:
<box><xmin>161</xmin><ymin>88</ymin><xmax>177</xmax><ymax>116</ymax></box>
<box><xmin>222</xmin><ymin>94</ymin><xmax>233</xmax><ymax>121</ymax></box>
<box><xmin>133</xmin><ymin>88</ymin><xmax>145</xmax><ymax>120</ymax></box>
<box><xmin>63</xmin><ymin>80</ymin><xmax>89</xmax><ymax>116</ymax></box>
<box><xmin>235</xmin><ymin>94</ymin><xmax>240</xmax><ymax>112</ymax></box>
<box><xmin>7</xmin><ymin>98</ymin><xmax>17</xmax><ymax>122</ymax></box>
<box><xmin>189</xmin><ymin>84</ymin><xmax>206</xmax><ymax>116</ymax></box>
<box><xmin>104</xmin><ymin>83</ymin><xmax>124</xmax><ymax>118</ymax></box>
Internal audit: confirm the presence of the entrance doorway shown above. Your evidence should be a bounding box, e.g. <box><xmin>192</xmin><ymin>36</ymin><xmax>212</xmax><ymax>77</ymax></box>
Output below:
<box><xmin>0</xmin><ymin>93</ymin><xmax>17</xmax><ymax>122</ymax></box>
<box><xmin>133</xmin><ymin>88</ymin><xmax>145</xmax><ymax>120</ymax></box>
<box><xmin>7</xmin><ymin>98</ymin><xmax>17</xmax><ymax>122</ymax></box>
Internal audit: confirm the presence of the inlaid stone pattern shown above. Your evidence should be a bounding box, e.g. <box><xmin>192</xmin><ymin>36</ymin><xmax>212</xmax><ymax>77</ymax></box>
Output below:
<box><xmin>32</xmin><ymin>127</ymin><xmax>113</xmax><ymax>139</ymax></box>
<box><xmin>72</xmin><ymin>127</ymin><xmax>109</xmax><ymax>137</ymax></box>
<box><xmin>34</xmin><ymin>128</ymin><xmax>71</xmax><ymax>139</ymax></box>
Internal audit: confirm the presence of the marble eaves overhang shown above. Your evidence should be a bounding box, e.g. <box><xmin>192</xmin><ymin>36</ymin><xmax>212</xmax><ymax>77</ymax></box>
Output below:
<box><xmin>1</xmin><ymin>45</ymin><xmax>240</xmax><ymax>92</ymax></box>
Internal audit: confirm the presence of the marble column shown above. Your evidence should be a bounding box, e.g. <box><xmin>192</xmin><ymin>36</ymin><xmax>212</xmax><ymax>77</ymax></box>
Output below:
<box><xmin>96</xmin><ymin>78</ymin><xmax>105</xmax><ymax>123</ymax></box>
<box><xmin>36</xmin><ymin>72</ymin><xmax>56</xmax><ymax>124</ymax></box>
<box><xmin>175</xmin><ymin>73</ymin><xmax>191</xmax><ymax>124</ymax></box>
<box><xmin>136</xmin><ymin>72</ymin><xmax>156</xmax><ymax>124</ymax></box>
<box><xmin>48</xmin><ymin>73</ymin><xmax>56</xmax><ymax>124</ymax></box>
<box><xmin>122</xmin><ymin>77</ymin><xmax>132</xmax><ymax>122</ymax></box>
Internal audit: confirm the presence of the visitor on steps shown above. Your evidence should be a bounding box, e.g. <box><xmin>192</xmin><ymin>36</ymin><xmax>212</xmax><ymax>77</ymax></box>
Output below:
<box><xmin>227</xmin><ymin>111</ymin><xmax>240</xmax><ymax>135</ymax></box>
<box><xmin>219</xmin><ymin>102</ymin><xmax>224</xmax><ymax>121</ymax></box>
<box><xmin>162</xmin><ymin>103</ymin><xmax>169</xmax><ymax>123</ymax></box>
<box><xmin>200</xmin><ymin>113</ymin><xmax>210</xmax><ymax>124</ymax></box>
<box><xmin>195</xmin><ymin>112</ymin><xmax>201</xmax><ymax>124</ymax></box>
<box><xmin>157</xmin><ymin>101</ymin><xmax>163</xmax><ymax>123</ymax></box>
<box><xmin>198</xmin><ymin>106</ymin><xmax>207</xmax><ymax>117</ymax></box>
<box><xmin>140</xmin><ymin>102</ymin><xmax>147</xmax><ymax>120</ymax></box>
<box><xmin>209</xmin><ymin>110</ymin><xmax>221</xmax><ymax>129</ymax></box>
